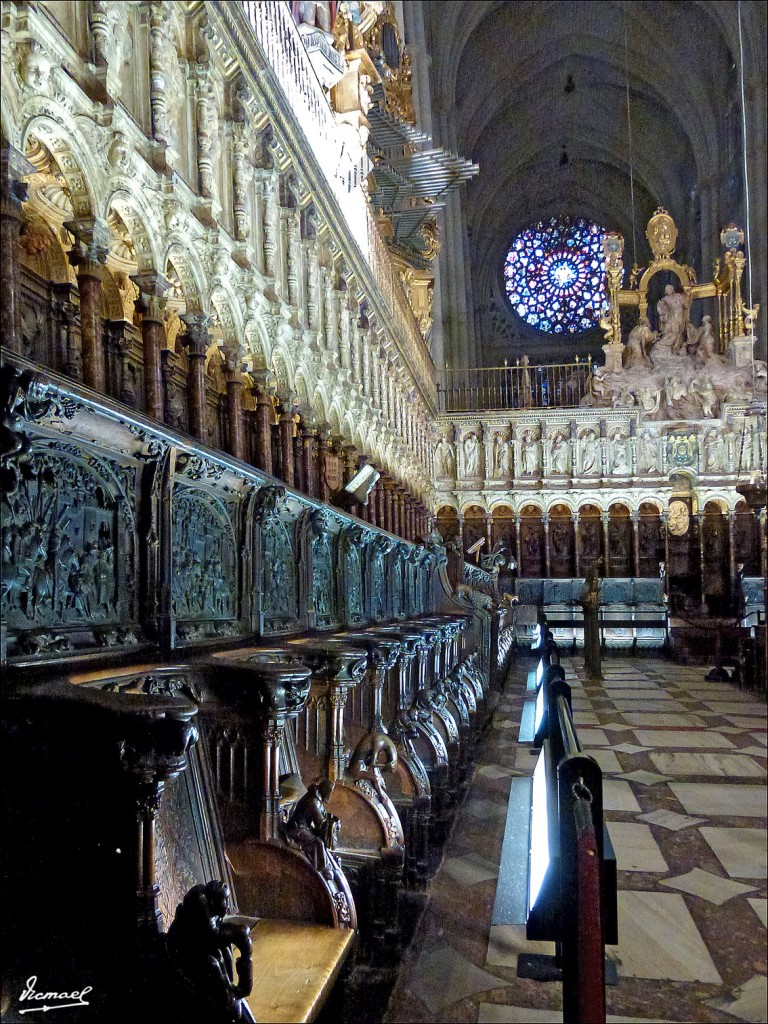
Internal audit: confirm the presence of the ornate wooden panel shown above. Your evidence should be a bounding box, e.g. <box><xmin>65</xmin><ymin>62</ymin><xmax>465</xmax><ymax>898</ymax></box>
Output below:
<box><xmin>254</xmin><ymin>486</ymin><xmax>301</xmax><ymax>635</ymax></box>
<box><xmin>2</xmin><ymin>436</ymin><xmax>140</xmax><ymax>662</ymax></box>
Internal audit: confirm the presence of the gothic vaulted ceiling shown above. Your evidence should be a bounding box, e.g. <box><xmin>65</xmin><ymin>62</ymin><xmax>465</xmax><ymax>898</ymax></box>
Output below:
<box><xmin>421</xmin><ymin>0</ymin><xmax>766</xmax><ymax>366</ymax></box>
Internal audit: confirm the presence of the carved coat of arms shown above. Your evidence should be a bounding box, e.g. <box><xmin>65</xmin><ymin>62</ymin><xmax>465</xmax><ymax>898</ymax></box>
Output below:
<box><xmin>666</xmin><ymin>430</ymin><xmax>698</xmax><ymax>468</ymax></box>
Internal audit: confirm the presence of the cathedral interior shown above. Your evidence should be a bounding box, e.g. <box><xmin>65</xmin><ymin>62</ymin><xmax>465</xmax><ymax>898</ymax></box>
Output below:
<box><xmin>0</xmin><ymin>2</ymin><xmax>766</xmax><ymax>1023</ymax></box>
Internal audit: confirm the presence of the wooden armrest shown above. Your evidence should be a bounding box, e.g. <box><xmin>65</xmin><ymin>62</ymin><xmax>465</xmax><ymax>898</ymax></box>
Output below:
<box><xmin>245</xmin><ymin>919</ymin><xmax>355</xmax><ymax>1023</ymax></box>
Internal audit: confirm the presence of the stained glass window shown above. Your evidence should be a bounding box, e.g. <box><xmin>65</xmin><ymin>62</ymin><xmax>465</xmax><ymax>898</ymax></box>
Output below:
<box><xmin>503</xmin><ymin>217</ymin><xmax>608</xmax><ymax>334</ymax></box>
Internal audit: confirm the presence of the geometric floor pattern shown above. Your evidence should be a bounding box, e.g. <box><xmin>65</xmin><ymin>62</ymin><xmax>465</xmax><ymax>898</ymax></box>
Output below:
<box><xmin>384</xmin><ymin>654</ymin><xmax>767</xmax><ymax>1023</ymax></box>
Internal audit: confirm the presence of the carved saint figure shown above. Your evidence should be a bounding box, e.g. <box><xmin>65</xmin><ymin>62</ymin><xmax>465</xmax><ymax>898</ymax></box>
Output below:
<box><xmin>611</xmin><ymin>436</ymin><xmax>629</xmax><ymax>474</ymax></box>
<box><xmin>579</xmin><ymin>430</ymin><xmax>598</xmax><ymax>475</ymax></box>
<box><xmin>637</xmin><ymin>431</ymin><xmax>658</xmax><ymax>474</ymax></box>
<box><xmin>704</xmin><ymin>428</ymin><xmax>726</xmax><ymax>473</ymax></box>
<box><xmin>285</xmin><ymin>780</ymin><xmax>340</xmax><ymax>878</ymax></box>
<box><xmin>656</xmin><ymin>284</ymin><xmax>691</xmax><ymax>355</ymax></box>
<box><xmin>521</xmin><ymin>430</ymin><xmax>540</xmax><ymax>475</ymax></box>
<box><xmin>624</xmin><ymin>317</ymin><xmax>655</xmax><ymax>369</ymax></box>
<box><xmin>550</xmin><ymin>431</ymin><xmax>569</xmax><ymax>474</ymax></box>
<box><xmin>498</xmin><ymin>437</ymin><xmax>512</xmax><ymax>478</ymax></box>
<box><xmin>462</xmin><ymin>432</ymin><xmax>481</xmax><ymax>477</ymax></box>
<box><xmin>637</xmin><ymin>384</ymin><xmax>662</xmax><ymax>419</ymax></box>
<box><xmin>434</xmin><ymin>437</ymin><xmax>455</xmax><ymax>479</ymax></box>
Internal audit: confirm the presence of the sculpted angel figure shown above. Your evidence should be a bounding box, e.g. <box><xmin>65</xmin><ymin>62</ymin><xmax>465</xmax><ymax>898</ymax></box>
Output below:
<box><xmin>611</xmin><ymin>436</ymin><xmax>629</xmax><ymax>474</ymax></box>
<box><xmin>704</xmin><ymin>428</ymin><xmax>725</xmax><ymax>472</ymax></box>
<box><xmin>498</xmin><ymin>436</ymin><xmax>512</xmax><ymax>478</ymax></box>
<box><xmin>637</xmin><ymin>431</ymin><xmax>659</xmax><ymax>474</ymax></box>
<box><xmin>624</xmin><ymin>317</ymin><xmax>655</xmax><ymax>369</ymax></box>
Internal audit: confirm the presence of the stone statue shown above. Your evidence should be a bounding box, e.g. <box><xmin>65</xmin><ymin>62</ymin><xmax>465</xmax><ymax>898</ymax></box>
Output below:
<box><xmin>434</xmin><ymin>437</ymin><xmax>455</xmax><ymax>479</ymax></box>
<box><xmin>463</xmin><ymin>432</ymin><xmax>481</xmax><ymax>477</ymax></box>
<box><xmin>704</xmin><ymin>428</ymin><xmax>725</xmax><ymax>472</ymax></box>
<box><xmin>285</xmin><ymin>780</ymin><xmax>340</xmax><ymax>879</ymax></box>
<box><xmin>167</xmin><ymin>880</ymin><xmax>253</xmax><ymax>1023</ymax></box>
<box><xmin>637</xmin><ymin>385</ymin><xmax>662</xmax><ymax>419</ymax></box>
<box><xmin>521</xmin><ymin>429</ymin><xmax>540</xmax><ymax>475</ymax></box>
<box><xmin>611</xmin><ymin>436</ymin><xmax>629</xmax><ymax>474</ymax></box>
<box><xmin>498</xmin><ymin>437</ymin><xmax>512</xmax><ymax>478</ymax></box>
<box><xmin>637</xmin><ymin>430</ymin><xmax>659</xmax><ymax>474</ymax></box>
<box><xmin>694</xmin><ymin>315</ymin><xmax>718</xmax><ymax>365</ymax></box>
<box><xmin>655</xmin><ymin>284</ymin><xmax>691</xmax><ymax>357</ymax></box>
<box><xmin>624</xmin><ymin>317</ymin><xmax>655</xmax><ymax>369</ymax></box>
<box><xmin>690</xmin><ymin>375</ymin><xmax>718</xmax><ymax>418</ymax></box>
<box><xmin>550</xmin><ymin>431</ymin><xmax>569</xmax><ymax>474</ymax></box>
<box><xmin>579</xmin><ymin>430</ymin><xmax>598</xmax><ymax>475</ymax></box>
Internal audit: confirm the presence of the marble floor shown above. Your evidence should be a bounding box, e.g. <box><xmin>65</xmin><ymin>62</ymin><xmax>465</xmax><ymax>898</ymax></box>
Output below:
<box><xmin>384</xmin><ymin>655</ymin><xmax>767</xmax><ymax>1024</ymax></box>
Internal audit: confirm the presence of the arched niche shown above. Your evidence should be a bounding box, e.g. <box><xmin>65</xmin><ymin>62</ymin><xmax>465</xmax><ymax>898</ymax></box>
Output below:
<box><xmin>519</xmin><ymin>503</ymin><xmax>544</xmax><ymax>578</ymax></box>
<box><xmin>732</xmin><ymin>500</ymin><xmax>759</xmax><ymax>576</ymax></box>
<box><xmin>577</xmin><ymin>502</ymin><xmax>602</xmax><ymax>574</ymax></box>
<box><xmin>435</xmin><ymin>505</ymin><xmax>459</xmax><ymax>546</ymax></box>
<box><xmin>607</xmin><ymin>503</ymin><xmax>632</xmax><ymax>578</ymax></box>
<box><xmin>701</xmin><ymin>499</ymin><xmax>730</xmax><ymax>612</ymax></box>
<box><xmin>549</xmin><ymin>502</ymin><xmax>574</xmax><ymax>578</ymax></box>
<box><xmin>462</xmin><ymin>504</ymin><xmax>486</xmax><ymax>563</ymax></box>
<box><xmin>637</xmin><ymin>501</ymin><xmax>663</xmax><ymax>578</ymax></box>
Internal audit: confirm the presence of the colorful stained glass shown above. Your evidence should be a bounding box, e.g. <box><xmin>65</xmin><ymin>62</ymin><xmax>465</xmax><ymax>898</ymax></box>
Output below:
<box><xmin>504</xmin><ymin>217</ymin><xmax>608</xmax><ymax>334</ymax></box>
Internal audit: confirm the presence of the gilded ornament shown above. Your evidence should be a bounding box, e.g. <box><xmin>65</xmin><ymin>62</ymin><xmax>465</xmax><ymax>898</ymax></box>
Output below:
<box><xmin>646</xmin><ymin>208</ymin><xmax>678</xmax><ymax>259</ymax></box>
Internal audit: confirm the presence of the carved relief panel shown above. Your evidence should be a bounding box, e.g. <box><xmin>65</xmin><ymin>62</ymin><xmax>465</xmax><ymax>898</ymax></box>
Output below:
<box><xmin>2</xmin><ymin>440</ymin><xmax>139</xmax><ymax>660</ymax></box>
<box><xmin>171</xmin><ymin>484</ymin><xmax>237</xmax><ymax>643</ymax></box>
<box><xmin>340</xmin><ymin>525</ymin><xmax>367</xmax><ymax>626</ymax></box>
<box><xmin>254</xmin><ymin>486</ymin><xmax>300</xmax><ymax>634</ymax></box>
<box><xmin>305</xmin><ymin>508</ymin><xmax>339</xmax><ymax>631</ymax></box>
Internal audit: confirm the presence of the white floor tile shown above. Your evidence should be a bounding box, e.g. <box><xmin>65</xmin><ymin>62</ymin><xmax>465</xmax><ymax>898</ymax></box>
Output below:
<box><xmin>603</xmin><ymin>779</ymin><xmax>641</xmax><ymax>812</ymax></box>
<box><xmin>669</xmin><ymin>782</ymin><xmax>767</xmax><ymax>817</ymax></box>
<box><xmin>650</xmin><ymin>751</ymin><xmax>766</xmax><ymax>777</ymax></box>
<box><xmin>485</xmin><ymin>924</ymin><xmax>554</xmax><ymax>970</ymax></box>
<box><xmin>637</xmin><ymin>808</ymin><xmax>706</xmax><ymax>831</ymax></box>
<box><xmin>585</xmin><ymin>748</ymin><xmax>622</xmax><ymax>773</ymax></box>
<box><xmin>660</xmin><ymin>866</ymin><xmax>758</xmax><ymax>905</ymax></box>
<box><xmin>699</xmin><ymin>827</ymin><xmax>768</xmax><ymax>879</ymax></box>
<box><xmin>747</xmin><ymin>897</ymin><xmax>767</xmax><ymax>928</ymax></box>
<box><xmin>621</xmin><ymin>713</ymin><xmax>706</xmax><ymax>728</ymax></box>
<box><xmin>634</xmin><ymin>729</ymin><xmax>735</xmax><ymax>749</ymax></box>
<box><xmin>614</xmin><ymin>891</ymin><xmax>721</xmax><ymax>983</ymax></box>
<box><xmin>607</xmin><ymin>822</ymin><xmax>668</xmax><ymax>872</ymax></box>
<box><xmin>704</xmin><ymin>974</ymin><xmax>768</xmax><ymax>1022</ymax></box>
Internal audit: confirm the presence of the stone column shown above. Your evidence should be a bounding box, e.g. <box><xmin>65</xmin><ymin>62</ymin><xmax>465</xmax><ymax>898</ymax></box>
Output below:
<box><xmin>278</xmin><ymin>396</ymin><xmax>296</xmax><ymax>487</ymax></box>
<box><xmin>727</xmin><ymin>510</ymin><xmax>737</xmax><ymax>599</ymax></box>
<box><xmin>1</xmin><ymin>144</ymin><xmax>33</xmax><ymax>354</ymax></box>
<box><xmin>514</xmin><ymin>515</ymin><xmax>522</xmax><ymax>577</ymax></box>
<box><xmin>179</xmin><ymin>312</ymin><xmax>211</xmax><ymax>442</ymax></box>
<box><xmin>696</xmin><ymin>513</ymin><xmax>707</xmax><ymax>612</ymax></box>
<box><xmin>759</xmin><ymin>509</ymin><xmax>767</xmax><ymax>584</ymax></box>
<box><xmin>662</xmin><ymin>511</ymin><xmax>671</xmax><ymax>600</ymax></box>
<box><xmin>298</xmin><ymin>421</ymin><xmax>315</xmax><ymax>498</ymax></box>
<box><xmin>318</xmin><ymin>429</ymin><xmax>333</xmax><ymax>503</ymax></box>
<box><xmin>394</xmin><ymin>488</ymin><xmax>405</xmax><ymax>537</ymax></box>
<box><xmin>601</xmin><ymin>511</ymin><xmax>611</xmax><ymax>576</ymax></box>
<box><xmin>376</xmin><ymin>477</ymin><xmax>386</xmax><ymax>529</ymax></box>
<box><xmin>225</xmin><ymin>362</ymin><xmax>245</xmax><ymax>461</ymax></box>
<box><xmin>342</xmin><ymin>444</ymin><xmax>359</xmax><ymax>487</ymax></box>
<box><xmin>66</xmin><ymin>220</ymin><xmax>111</xmax><ymax>391</ymax></box>
<box><xmin>253</xmin><ymin>378</ymin><xmax>275</xmax><ymax>475</ymax></box>
<box><xmin>543</xmin><ymin>513</ymin><xmax>552</xmax><ymax>578</ymax></box>
<box><xmin>631</xmin><ymin>512</ymin><xmax>640</xmax><ymax>579</ymax></box>
<box><xmin>573</xmin><ymin>512</ymin><xmax>582</xmax><ymax>578</ymax></box>
<box><xmin>134</xmin><ymin>274</ymin><xmax>170</xmax><ymax>421</ymax></box>
<box><xmin>383</xmin><ymin>478</ymin><xmax>395</xmax><ymax>534</ymax></box>
<box><xmin>485</xmin><ymin>512</ymin><xmax>493</xmax><ymax>557</ymax></box>
<box><xmin>409</xmin><ymin>498</ymin><xmax>417</xmax><ymax>542</ymax></box>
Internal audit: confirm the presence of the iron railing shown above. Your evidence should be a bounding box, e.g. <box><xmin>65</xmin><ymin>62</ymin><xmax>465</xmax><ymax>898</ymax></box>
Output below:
<box><xmin>437</xmin><ymin>361</ymin><xmax>593</xmax><ymax>413</ymax></box>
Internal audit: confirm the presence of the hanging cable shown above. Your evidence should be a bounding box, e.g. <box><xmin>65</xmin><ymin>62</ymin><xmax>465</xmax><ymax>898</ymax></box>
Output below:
<box><xmin>623</xmin><ymin>2</ymin><xmax>637</xmax><ymax>266</ymax></box>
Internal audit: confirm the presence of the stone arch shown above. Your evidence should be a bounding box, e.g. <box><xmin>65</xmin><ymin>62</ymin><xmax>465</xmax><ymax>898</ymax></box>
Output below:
<box><xmin>209</xmin><ymin>285</ymin><xmax>244</xmax><ymax>363</ymax></box>
<box><xmin>577</xmin><ymin>502</ymin><xmax>603</xmax><ymax>572</ymax></box>
<box><xmin>311</xmin><ymin>381</ymin><xmax>330</xmax><ymax>427</ymax></box>
<box><xmin>327</xmin><ymin>403</ymin><xmax>343</xmax><ymax>438</ymax></box>
<box><xmin>270</xmin><ymin>347</ymin><xmax>294</xmax><ymax>398</ymax></box>
<box><xmin>549</xmin><ymin>501</ymin><xmax>576</xmax><ymax>578</ymax></box>
<box><xmin>519</xmin><ymin>502</ymin><xmax>545</xmax><ymax>578</ymax></box>
<box><xmin>18</xmin><ymin>217</ymin><xmax>71</xmax><ymax>285</ymax></box>
<box><xmin>244</xmin><ymin>315</ymin><xmax>270</xmax><ymax>370</ymax></box>
<box><xmin>105</xmin><ymin>188</ymin><xmax>160</xmax><ymax>276</ymax></box>
<box><xmin>163</xmin><ymin>241</ymin><xmax>206</xmax><ymax>314</ymax></box>
<box><xmin>20</xmin><ymin>108</ymin><xmax>99</xmax><ymax>223</ymax></box>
